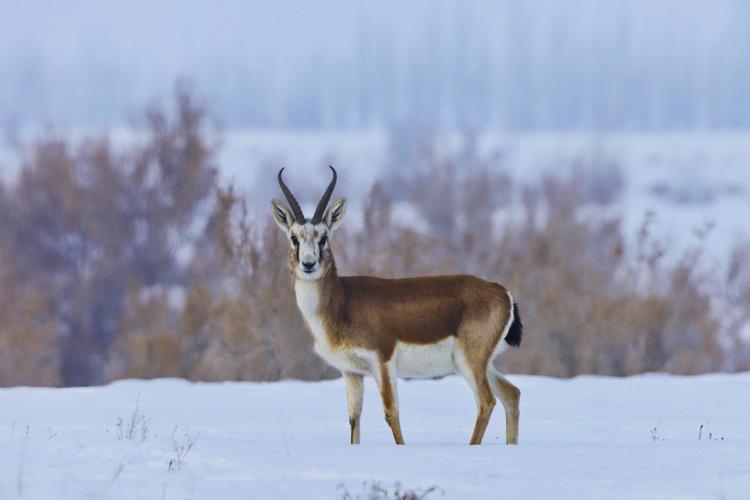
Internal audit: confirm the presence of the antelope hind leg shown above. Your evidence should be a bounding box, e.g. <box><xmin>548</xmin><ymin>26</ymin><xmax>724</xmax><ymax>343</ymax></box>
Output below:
<box><xmin>488</xmin><ymin>366</ymin><xmax>520</xmax><ymax>444</ymax></box>
<box><xmin>455</xmin><ymin>347</ymin><xmax>497</xmax><ymax>445</ymax></box>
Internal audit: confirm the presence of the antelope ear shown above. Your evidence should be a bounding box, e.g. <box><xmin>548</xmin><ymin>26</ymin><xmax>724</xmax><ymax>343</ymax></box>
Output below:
<box><xmin>270</xmin><ymin>199</ymin><xmax>294</xmax><ymax>231</ymax></box>
<box><xmin>323</xmin><ymin>197</ymin><xmax>347</xmax><ymax>232</ymax></box>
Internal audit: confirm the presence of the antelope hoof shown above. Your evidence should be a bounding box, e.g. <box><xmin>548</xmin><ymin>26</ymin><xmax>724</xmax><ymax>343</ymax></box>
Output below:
<box><xmin>349</xmin><ymin>417</ymin><xmax>360</xmax><ymax>445</ymax></box>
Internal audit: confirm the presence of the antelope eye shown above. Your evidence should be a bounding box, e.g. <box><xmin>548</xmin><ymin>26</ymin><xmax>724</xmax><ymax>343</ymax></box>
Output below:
<box><xmin>319</xmin><ymin>235</ymin><xmax>328</xmax><ymax>247</ymax></box>
<box><xmin>291</xmin><ymin>236</ymin><xmax>299</xmax><ymax>246</ymax></box>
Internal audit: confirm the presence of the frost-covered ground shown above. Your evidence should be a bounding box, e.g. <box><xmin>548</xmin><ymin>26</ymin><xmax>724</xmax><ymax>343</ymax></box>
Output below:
<box><xmin>0</xmin><ymin>373</ymin><xmax>748</xmax><ymax>499</ymax></box>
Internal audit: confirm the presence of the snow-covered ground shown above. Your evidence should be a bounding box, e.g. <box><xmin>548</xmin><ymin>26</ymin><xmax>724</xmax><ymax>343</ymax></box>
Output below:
<box><xmin>1</xmin><ymin>373</ymin><xmax>748</xmax><ymax>499</ymax></box>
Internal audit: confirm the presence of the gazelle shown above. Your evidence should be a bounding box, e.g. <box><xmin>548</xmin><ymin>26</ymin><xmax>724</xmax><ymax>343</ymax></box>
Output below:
<box><xmin>270</xmin><ymin>166</ymin><xmax>523</xmax><ymax>445</ymax></box>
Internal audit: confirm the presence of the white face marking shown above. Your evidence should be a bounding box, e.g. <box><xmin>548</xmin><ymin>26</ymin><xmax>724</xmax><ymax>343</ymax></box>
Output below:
<box><xmin>289</xmin><ymin>222</ymin><xmax>329</xmax><ymax>281</ymax></box>
<box><xmin>294</xmin><ymin>279</ymin><xmax>324</xmax><ymax>340</ymax></box>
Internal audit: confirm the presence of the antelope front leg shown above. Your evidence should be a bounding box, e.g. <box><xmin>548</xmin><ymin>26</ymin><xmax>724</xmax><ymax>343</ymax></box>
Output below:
<box><xmin>344</xmin><ymin>372</ymin><xmax>364</xmax><ymax>444</ymax></box>
<box><xmin>376</xmin><ymin>361</ymin><xmax>405</xmax><ymax>445</ymax></box>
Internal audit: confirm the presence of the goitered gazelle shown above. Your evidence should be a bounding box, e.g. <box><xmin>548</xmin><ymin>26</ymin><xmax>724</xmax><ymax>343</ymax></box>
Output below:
<box><xmin>270</xmin><ymin>166</ymin><xmax>523</xmax><ymax>445</ymax></box>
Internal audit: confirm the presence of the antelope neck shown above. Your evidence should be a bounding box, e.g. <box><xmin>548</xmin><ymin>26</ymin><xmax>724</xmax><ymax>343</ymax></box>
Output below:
<box><xmin>294</xmin><ymin>262</ymin><xmax>346</xmax><ymax>322</ymax></box>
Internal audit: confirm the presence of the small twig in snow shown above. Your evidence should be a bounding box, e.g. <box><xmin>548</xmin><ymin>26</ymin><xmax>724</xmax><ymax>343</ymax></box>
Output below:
<box><xmin>167</xmin><ymin>430</ymin><xmax>201</xmax><ymax>472</ymax></box>
<box><xmin>16</xmin><ymin>425</ymin><xmax>30</xmax><ymax>496</ymax></box>
<box><xmin>112</xmin><ymin>393</ymin><xmax>151</xmax><ymax>441</ymax></box>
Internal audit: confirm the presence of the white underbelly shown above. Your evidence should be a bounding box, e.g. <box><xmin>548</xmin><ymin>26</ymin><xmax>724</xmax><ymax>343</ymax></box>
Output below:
<box><xmin>314</xmin><ymin>341</ymin><xmax>373</xmax><ymax>374</ymax></box>
<box><xmin>395</xmin><ymin>337</ymin><xmax>456</xmax><ymax>379</ymax></box>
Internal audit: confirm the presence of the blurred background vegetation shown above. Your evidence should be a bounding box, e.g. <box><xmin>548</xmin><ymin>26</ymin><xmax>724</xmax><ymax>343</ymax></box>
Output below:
<box><xmin>1</xmin><ymin>88</ymin><xmax>749</xmax><ymax>387</ymax></box>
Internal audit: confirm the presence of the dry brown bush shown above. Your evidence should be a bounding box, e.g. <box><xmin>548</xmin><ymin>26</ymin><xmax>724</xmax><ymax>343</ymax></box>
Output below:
<box><xmin>0</xmin><ymin>258</ymin><xmax>60</xmax><ymax>386</ymax></box>
<box><xmin>1</xmin><ymin>85</ymin><xmax>219</xmax><ymax>385</ymax></box>
<box><xmin>201</xmin><ymin>154</ymin><xmax>747</xmax><ymax>380</ymax></box>
<box><xmin>1</xmin><ymin>92</ymin><xmax>749</xmax><ymax>385</ymax></box>
<box><xmin>364</xmin><ymin>159</ymin><xmax>736</xmax><ymax>377</ymax></box>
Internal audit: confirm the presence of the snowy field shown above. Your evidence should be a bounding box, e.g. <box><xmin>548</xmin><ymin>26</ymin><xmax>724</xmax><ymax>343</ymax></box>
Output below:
<box><xmin>1</xmin><ymin>373</ymin><xmax>748</xmax><ymax>499</ymax></box>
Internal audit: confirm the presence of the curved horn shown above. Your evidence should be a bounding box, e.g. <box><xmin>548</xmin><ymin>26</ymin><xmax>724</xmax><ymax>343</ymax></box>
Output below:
<box><xmin>277</xmin><ymin>168</ymin><xmax>306</xmax><ymax>222</ymax></box>
<box><xmin>311</xmin><ymin>166</ymin><xmax>337</xmax><ymax>224</ymax></box>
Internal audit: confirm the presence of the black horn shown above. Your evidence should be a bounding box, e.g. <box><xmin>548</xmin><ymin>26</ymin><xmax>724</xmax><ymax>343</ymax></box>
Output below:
<box><xmin>277</xmin><ymin>168</ymin><xmax>306</xmax><ymax>222</ymax></box>
<box><xmin>311</xmin><ymin>166</ymin><xmax>337</xmax><ymax>224</ymax></box>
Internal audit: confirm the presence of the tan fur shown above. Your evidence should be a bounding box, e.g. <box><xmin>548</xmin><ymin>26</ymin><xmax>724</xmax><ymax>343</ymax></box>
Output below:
<box><xmin>489</xmin><ymin>366</ymin><xmax>521</xmax><ymax>444</ymax></box>
<box><xmin>317</xmin><ymin>264</ymin><xmax>511</xmax><ymax>362</ymax></box>
<box><xmin>297</xmin><ymin>252</ymin><xmax>520</xmax><ymax>445</ymax></box>
<box><xmin>344</xmin><ymin>372</ymin><xmax>364</xmax><ymax>444</ymax></box>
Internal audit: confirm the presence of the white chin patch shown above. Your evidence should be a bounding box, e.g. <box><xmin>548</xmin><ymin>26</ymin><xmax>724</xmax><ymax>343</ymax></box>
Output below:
<box><xmin>297</xmin><ymin>267</ymin><xmax>322</xmax><ymax>280</ymax></box>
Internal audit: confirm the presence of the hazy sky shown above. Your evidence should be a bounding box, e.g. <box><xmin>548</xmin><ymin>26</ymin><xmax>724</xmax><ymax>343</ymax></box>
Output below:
<box><xmin>1</xmin><ymin>0</ymin><xmax>747</xmax><ymax>130</ymax></box>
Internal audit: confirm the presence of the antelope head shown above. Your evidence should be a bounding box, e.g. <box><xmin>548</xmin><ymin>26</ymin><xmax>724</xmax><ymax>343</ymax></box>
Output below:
<box><xmin>271</xmin><ymin>166</ymin><xmax>347</xmax><ymax>281</ymax></box>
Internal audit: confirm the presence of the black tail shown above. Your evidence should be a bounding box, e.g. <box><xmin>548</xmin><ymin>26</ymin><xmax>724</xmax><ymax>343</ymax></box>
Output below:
<box><xmin>504</xmin><ymin>300</ymin><xmax>523</xmax><ymax>347</ymax></box>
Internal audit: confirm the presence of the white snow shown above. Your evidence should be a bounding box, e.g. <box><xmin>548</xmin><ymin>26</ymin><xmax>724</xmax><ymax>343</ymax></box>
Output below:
<box><xmin>1</xmin><ymin>373</ymin><xmax>748</xmax><ymax>499</ymax></box>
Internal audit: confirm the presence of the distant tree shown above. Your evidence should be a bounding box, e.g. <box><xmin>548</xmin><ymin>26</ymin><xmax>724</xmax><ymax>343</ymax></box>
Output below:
<box><xmin>0</xmin><ymin>86</ymin><xmax>218</xmax><ymax>385</ymax></box>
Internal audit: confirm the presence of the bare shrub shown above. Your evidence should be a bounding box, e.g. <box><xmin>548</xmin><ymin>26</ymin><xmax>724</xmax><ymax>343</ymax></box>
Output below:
<box><xmin>348</xmin><ymin>140</ymin><xmax>741</xmax><ymax>377</ymax></box>
<box><xmin>339</xmin><ymin>481</ymin><xmax>443</xmax><ymax>500</ymax></box>
<box><xmin>1</xmin><ymin>92</ymin><xmax>748</xmax><ymax>385</ymax></box>
<box><xmin>167</xmin><ymin>430</ymin><xmax>200</xmax><ymax>472</ymax></box>
<box><xmin>200</xmin><ymin>190</ymin><xmax>338</xmax><ymax>381</ymax></box>
<box><xmin>112</xmin><ymin>395</ymin><xmax>151</xmax><ymax>441</ymax></box>
<box><xmin>0</xmin><ymin>84</ymin><xmax>218</xmax><ymax>386</ymax></box>
<box><xmin>491</xmin><ymin>183</ymin><xmax>725</xmax><ymax>376</ymax></box>
<box><xmin>0</xmin><ymin>259</ymin><xmax>59</xmax><ymax>386</ymax></box>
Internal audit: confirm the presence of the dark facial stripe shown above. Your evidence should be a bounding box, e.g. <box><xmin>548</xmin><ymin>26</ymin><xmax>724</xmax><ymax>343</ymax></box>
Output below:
<box><xmin>318</xmin><ymin>235</ymin><xmax>328</xmax><ymax>263</ymax></box>
<box><xmin>292</xmin><ymin>236</ymin><xmax>300</xmax><ymax>262</ymax></box>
